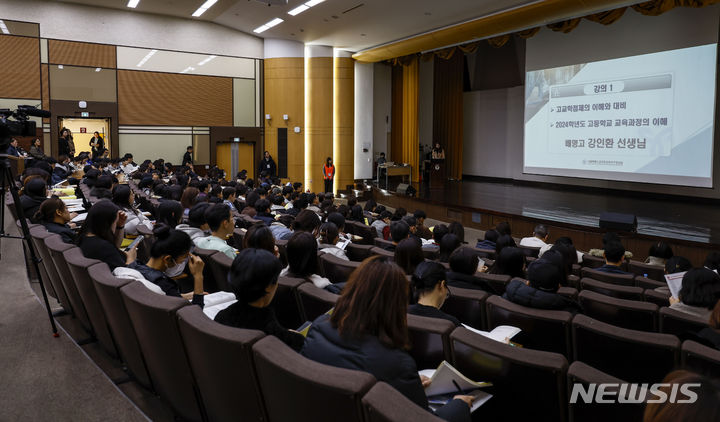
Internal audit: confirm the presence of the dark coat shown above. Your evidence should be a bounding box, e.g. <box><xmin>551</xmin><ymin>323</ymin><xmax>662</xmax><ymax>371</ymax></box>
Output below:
<box><xmin>408</xmin><ymin>304</ymin><xmax>461</xmax><ymax>327</ymax></box>
<box><xmin>254</xmin><ymin>213</ymin><xmax>275</xmax><ymax>226</ymax></box>
<box><xmin>44</xmin><ymin>222</ymin><xmax>76</xmax><ymax>244</ymax></box>
<box><xmin>20</xmin><ymin>194</ymin><xmax>44</xmax><ymax>222</ymax></box>
<box><xmin>446</xmin><ymin>271</ymin><xmax>500</xmax><ymax>295</ymax></box>
<box><xmin>258</xmin><ymin>157</ymin><xmax>277</xmax><ymax>177</ymax></box>
<box><xmin>595</xmin><ymin>264</ymin><xmax>631</xmax><ymax>275</ymax></box>
<box><xmin>215</xmin><ymin>301</ymin><xmax>304</xmax><ymax>351</ymax></box>
<box><xmin>129</xmin><ymin>262</ymin><xmax>204</xmax><ymax>307</ymax></box>
<box><xmin>503</xmin><ymin>279</ymin><xmax>582</xmax><ymax>313</ymax></box>
<box><xmin>302</xmin><ymin>315</ymin><xmax>470</xmax><ymax>422</ymax></box>
<box><xmin>182</xmin><ymin>151</ymin><xmax>193</xmax><ymax>166</ymax></box>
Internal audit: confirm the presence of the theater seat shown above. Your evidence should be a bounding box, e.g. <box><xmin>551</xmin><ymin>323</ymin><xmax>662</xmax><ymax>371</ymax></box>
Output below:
<box><xmin>579</xmin><ymin>277</ymin><xmax>644</xmax><ymax>300</ymax></box>
<box><xmin>635</xmin><ymin>276</ymin><xmax>666</xmax><ymax>290</ymax></box>
<box><xmin>444</xmin><ymin>286</ymin><xmax>488</xmax><ymax>330</ymax></box>
<box><xmin>273</xmin><ymin>276</ymin><xmax>306</xmax><ymax>329</ymax></box>
<box><xmin>518</xmin><ymin>245</ymin><xmax>541</xmax><ymax>258</ymax></box>
<box><xmin>580</xmin><ymin>254</ymin><xmax>604</xmax><ymax>269</ymax></box>
<box><xmin>320</xmin><ymin>253</ymin><xmax>361</xmax><ymax>284</ymax></box>
<box><xmin>578</xmin><ymin>290</ymin><xmax>658</xmax><ymax>331</ymax></box>
<box><xmin>571</xmin><ymin>314</ymin><xmax>680</xmax><ymax>383</ymax></box>
<box><xmin>192</xmin><ymin>247</ymin><xmax>221</xmax><ymax>293</ymax></box>
<box><xmin>362</xmin><ymin>381</ymin><xmax>443</xmax><ymax>422</ymax></box>
<box><xmin>370</xmin><ymin>246</ymin><xmax>394</xmax><ymax>258</ymax></box>
<box><xmin>406</xmin><ymin>314</ymin><xmax>455</xmax><ymax>370</ymax></box>
<box><xmin>208</xmin><ymin>251</ymin><xmax>233</xmax><ymax>292</ymax></box>
<box><xmin>252</xmin><ymin>335</ymin><xmax>375</xmax><ymax>422</ymax></box>
<box><xmin>351</xmin><ymin>221</ymin><xmax>377</xmax><ymax>245</ymax></box>
<box><xmin>580</xmin><ymin>267</ymin><xmax>634</xmax><ymax>286</ymax></box>
<box><xmin>450</xmin><ymin>326</ymin><xmax>569</xmax><ymax>422</ymax></box>
<box><xmin>643</xmin><ymin>289</ymin><xmax>670</xmax><ymax>308</ymax></box>
<box><xmin>485</xmin><ymin>295</ymin><xmax>573</xmax><ymax>357</ymax></box>
<box><xmin>34</xmin><ymin>229</ymin><xmax>73</xmax><ymax>316</ymax></box>
<box><xmin>176</xmin><ymin>305</ymin><xmax>267</xmax><ymax>422</ymax></box>
<box><xmin>627</xmin><ymin>260</ymin><xmax>665</xmax><ymax>282</ymax></box>
<box><xmin>345</xmin><ymin>243</ymin><xmax>375</xmax><ymax>262</ymax></box>
<box><xmin>475</xmin><ymin>273</ymin><xmax>511</xmax><ymax>295</ymax></box>
<box><xmin>681</xmin><ymin>340</ymin><xmax>720</xmax><ymax>374</ymax></box>
<box><xmin>297</xmin><ymin>282</ymin><xmax>339</xmax><ymax>322</ymax></box>
<box><xmin>373</xmin><ymin>237</ymin><xmax>395</xmax><ymax>250</ymax></box>
<box><xmin>28</xmin><ymin>226</ymin><xmax>62</xmax><ymax>305</ymax></box>
<box><xmin>659</xmin><ymin>307</ymin><xmax>708</xmax><ymax>337</ymax></box>
<box><xmin>567</xmin><ymin>361</ymin><xmax>644</xmax><ymax>422</ymax></box>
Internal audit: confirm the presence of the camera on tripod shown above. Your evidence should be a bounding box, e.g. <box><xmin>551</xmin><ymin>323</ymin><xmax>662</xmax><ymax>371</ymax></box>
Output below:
<box><xmin>0</xmin><ymin>105</ymin><xmax>51</xmax><ymax>153</ymax></box>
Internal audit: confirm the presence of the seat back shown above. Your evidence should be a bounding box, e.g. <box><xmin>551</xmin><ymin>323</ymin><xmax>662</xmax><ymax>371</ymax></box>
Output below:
<box><xmin>581</xmin><ymin>254</ymin><xmax>605</xmax><ymax>269</ymax></box>
<box><xmin>450</xmin><ymin>327</ymin><xmax>568</xmax><ymax>422</ymax></box>
<box><xmin>192</xmin><ymin>246</ymin><xmax>220</xmax><ymax>292</ymax></box>
<box><xmin>475</xmin><ymin>273</ymin><xmax>511</xmax><ymax>295</ymax></box>
<box><xmin>63</xmin><ymin>246</ymin><xmax>118</xmax><ymax>357</ymax></box>
<box><xmin>87</xmin><ymin>262</ymin><xmax>152</xmax><ymax>389</ymax></box>
<box><xmin>567</xmin><ymin>361</ymin><xmax>644</xmax><ymax>422</ymax></box>
<box><xmin>486</xmin><ymin>295</ymin><xmax>573</xmax><ymax>357</ymax></box>
<box><xmin>229</xmin><ymin>228</ymin><xmax>245</xmax><ymax>250</ymax></box>
<box><xmin>208</xmin><ymin>251</ymin><xmax>234</xmax><ymax>292</ymax></box>
<box><xmin>681</xmin><ymin>340</ymin><xmax>720</xmax><ymax>374</ymax></box>
<box><xmin>297</xmin><ymin>282</ymin><xmax>339</xmax><ymax>322</ymax></box>
<box><xmin>578</xmin><ymin>290</ymin><xmax>658</xmax><ymax>331</ymax></box>
<box><xmin>518</xmin><ymin>245</ymin><xmax>541</xmax><ymax>258</ymax></box>
<box><xmin>659</xmin><ymin>307</ymin><xmax>708</xmax><ymax>337</ymax></box>
<box><xmin>273</xmin><ymin>277</ymin><xmax>306</xmax><ymax>329</ymax></box>
<box><xmin>252</xmin><ymin>335</ymin><xmax>375</xmax><ymax>422</ymax></box>
<box><xmin>579</xmin><ymin>277</ymin><xmax>644</xmax><ymax>300</ymax></box>
<box><xmin>31</xmin><ymin>229</ymin><xmax>72</xmax><ymax>315</ymax></box>
<box><xmin>120</xmin><ymin>281</ymin><xmax>203</xmax><ymax>422</ymax></box>
<box><xmin>406</xmin><ymin>314</ymin><xmax>455</xmax><ymax>370</ymax></box>
<box><xmin>473</xmin><ymin>248</ymin><xmax>496</xmax><ymax>260</ymax></box>
<box><xmin>176</xmin><ymin>306</ymin><xmax>267</xmax><ymax>422</ymax></box>
<box><xmin>571</xmin><ymin>314</ymin><xmax>680</xmax><ymax>383</ymax></box>
<box><xmin>345</xmin><ymin>243</ymin><xmax>375</xmax><ymax>262</ymax></box>
<box><xmin>352</xmin><ymin>221</ymin><xmax>376</xmax><ymax>245</ymax></box>
<box><xmin>373</xmin><ymin>237</ymin><xmax>395</xmax><ymax>250</ymax></box>
<box><xmin>443</xmin><ymin>286</ymin><xmax>488</xmax><ymax>330</ymax></box>
<box><xmin>320</xmin><ymin>253</ymin><xmax>360</xmax><ymax>284</ymax></box>
<box><xmin>27</xmin><ymin>226</ymin><xmax>62</xmax><ymax>302</ymax></box>
<box><xmin>627</xmin><ymin>260</ymin><xmax>665</xmax><ymax>282</ymax></box>
<box><xmin>369</xmin><ymin>246</ymin><xmax>394</xmax><ymax>258</ymax></box>
<box><xmin>580</xmin><ymin>267</ymin><xmax>635</xmax><ymax>286</ymax></box>
<box><xmin>635</xmin><ymin>276</ymin><xmax>665</xmax><ymax>290</ymax></box>
<box><xmin>362</xmin><ymin>382</ymin><xmax>443</xmax><ymax>422</ymax></box>
<box><xmin>643</xmin><ymin>289</ymin><xmax>670</xmax><ymax>307</ymax></box>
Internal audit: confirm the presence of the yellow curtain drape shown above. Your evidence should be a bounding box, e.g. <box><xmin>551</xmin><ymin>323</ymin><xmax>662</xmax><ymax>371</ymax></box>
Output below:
<box><xmin>401</xmin><ymin>57</ymin><xmax>419</xmax><ymax>183</ymax></box>
<box><xmin>433</xmin><ymin>52</ymin><xmax>464</xmax><ymax>181</ymax></box>
<box><xmin>585</xmin><ymin>7</ymin><xmax>627</xmax><ymax>24</ymax></box>
<box><xmin>633</xmin><ymin>0</ymin><xmax>720</xmax><ymax>15</ymax></box>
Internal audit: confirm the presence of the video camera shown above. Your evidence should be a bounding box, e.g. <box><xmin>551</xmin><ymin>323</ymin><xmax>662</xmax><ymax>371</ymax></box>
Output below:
<box><xmin>0</xmin><ymin>105</ymin><xmax>51</xmax><ymax>153</ymax></box>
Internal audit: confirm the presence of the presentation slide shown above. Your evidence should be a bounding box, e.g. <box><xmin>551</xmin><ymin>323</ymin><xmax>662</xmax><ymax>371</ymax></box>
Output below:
<box><xmin>524</xmin><ymin>44</ymin><xmax>717</xmax><ymax>187</ymax></box>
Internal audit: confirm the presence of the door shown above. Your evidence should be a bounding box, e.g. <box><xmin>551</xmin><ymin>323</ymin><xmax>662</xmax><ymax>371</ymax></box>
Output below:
<box><xmin>216</xmin><ymin>142</ymin><xmax>254</xmax><ymax>180</ymax></box>
<box><xmin>59</xmin><ymin>117</ymin><xmax>111</xmax><ymax>157</ymax></box>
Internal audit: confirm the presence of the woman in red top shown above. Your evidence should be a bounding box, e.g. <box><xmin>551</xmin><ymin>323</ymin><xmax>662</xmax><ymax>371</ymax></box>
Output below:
<box><xmin>323</xmin><ymin>157</ymin><xmax>335</xmax><ymax>193</ymax></box>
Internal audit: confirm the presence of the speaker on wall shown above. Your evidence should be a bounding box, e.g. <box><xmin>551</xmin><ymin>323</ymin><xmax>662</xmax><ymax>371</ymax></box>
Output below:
<box><xmin>599</xmin><ymin>212</ymin><xmax>637</xmax><ymax>233</ymax></box>
<box><xmin>396</xmin><ymin>183</ymin><xmax>416</xmax><ymax>197</ymax></box>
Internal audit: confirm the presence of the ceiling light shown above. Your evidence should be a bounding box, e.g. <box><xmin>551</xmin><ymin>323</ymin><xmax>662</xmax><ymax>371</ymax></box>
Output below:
<box><xmin>197</xmin><ymin>55</ymin><xmax>217</xmax><ymax>66</ymax></box>
<box><xmin>288</xmin><ymin>5</ymin><xmax>309</xmax><ymax>16</ymax></box>
<box><xmin>192</xmin><ymin>0</ymin><xmax>218</xmax><ymax>17</ymax></box>
<box><xmin>95</xmin><ymin>68</ymin><xmax>101</xmax><ymax>72</ymax></box>
<box><xmin>136</xmin><ymin>49</ymin><xmax>157</xmax><ymax>67</ymax></box>
<box><xmin>0</xmin><ymin>20</ymin><xmax>9</xmax><ymax>35</ymax></box>
<box><xmin>127</xmin><ymin>0</ymin><xmax>140</xmax><ymax>8</ymax></box>
<box><xmin>181</xmin><ymin>66</ymin><xmax>195</xmax><ymax>74</ymax></box>
<box><xmin>58</xmin><ymin>65</ymin><xmax>64</xmax><ymax>69</ymax></box>
<box><xmin>253</xmin><ymin>17</ymin><xmax>284</xmax><ymax>33</ymax></box>
<box><xmin>304</xmin><ymin>0</ymin><xmax>325</xmax><ymax>7</ymax></box>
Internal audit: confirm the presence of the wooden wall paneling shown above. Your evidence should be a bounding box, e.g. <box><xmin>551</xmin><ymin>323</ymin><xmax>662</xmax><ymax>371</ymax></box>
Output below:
<box><xmin>333</xmin><ymin>56</ymin><xmax>354</xmax><ymax>193</ymax></box>
<box><xmin>48</xmin><ymin>40</ymin><xmax>116</xmax><ymax>68</ymax></box>
<box><xmin>41</xmin><ymin>64</ymin><xmax>50</xmax><ymax>123</ymax></box>
<box><xmin>306</xmin><ymin>57</ymin><xmax>333</xmax><ymax>192</ymax></box>
<box><xmin>0</xmin><ymin>35</ymin><xmax>41</xmax><ymax>99</ymax></box>
<box><xmin>118</xmin><ymin>70</ymin><xmax>232</xmax><ymax>127</ymax></box>
<box><xmin>264</xmin><ymin>58</ymin><xmax>304</xmax><ymax>182</ymax></box>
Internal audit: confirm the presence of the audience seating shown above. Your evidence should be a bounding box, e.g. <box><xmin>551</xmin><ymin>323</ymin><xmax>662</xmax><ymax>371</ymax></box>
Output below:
<box><xmin>422</xmin><ymin>248</ymin><xmax>440</xmax><ymax>261</ymax></box>
<box><xmin>42</xmin><ymin>235</ymin><xmax>89</xmax><ymax>330</ymax></box>
<box><xmin>643</xmin><ymin>289</ymin><xmax>670</xmax><ymax>308</ymax></box>
<box><xmin>518</xmin><ymin>245</ymin><xmax>541</xmax><ymax>258</ymax></box>
<box><xmin>273</xmin><ymin>277</ymin><xmax>306</xmax><ymax>329</ymax></box>
<box><xmin>361</xmin><ymin>381</ymin><xmax>443</xmax><ymax>422</ymax></box>
<box><xmin>450</xmin><ymin>326</ymin><xmax>569</xmax><ymax>422</ymax></box>
<box><xmin>444</xmin><ymin>286</ymin><xmax>488</xmax><ymax>330</ymax></box>
<box><xmin>345</xmin><ymin>243</ymin><xmax>375</xmax><ymax>262</ymax></box>
<box><xmin>579</xmin><ymin>277</ymin><xmax>644</xmax><ymax>300</ymax></box>
<box><xmin>680</xmin><ymin>340</ymin><xmax>720</xmax><ymax>374</ymax></box>
<box><xmin>27</xmin><ymin>226</ymin><xmax>63</xmax><ymax>305</ymax></box>
<box><xmin>192</xmin><ymin>246</ymin><xmax>221</xmax><ymax>293</ymax></box>
<box><xmin>369</xmin><ymin>246</ymin><xmax>394</xmax><ymax>258</ymax></box>
<box><xmin>176</xmin><ymin>305</ymin><xmax>267</xmax><ymax>422</ymax></box>
<box><xmin>627</xmin><ymin>260</ymin><xmax>665</xmax><ymax>281</ymax></box>
<box><xmin>120</xmin><ymin>281</ymin><xmax>204</xmax><ymax>422</ymax></box>
<box><xmin>635</xmin><ymin>276</ymin><xmax>666</xmax><ymax>290</ymax></box>
<box><xmin>319</xmin><ymin>253</ymin><xmax>361</xmax><ymax>284</ymax></box>
<box><xmin>87</xmin><ymin>262</ymin><xmax>153</xmax><ymax>389</ymax></box>
<box><xmin>406</xmin><ymin>314</ymin><xmax>455</xmax><ymax>370</ymax></box>
<box><xmin>474</xmin><ymin>248</ymin><xmax>496</xmax><ymax>260</ymax></box>
<box><xmin>658</xmin><ymin>307</ymin><xmax>708</xmax><ymax>337</ymax></box>
<box><xmin>207</xmin><ymin>251</ymin><xmax>233</xmax><ymax>292</ymax></box>
<box><xmin>476</xmin><ymin>273</ymin><xmax>511</xmax><ymax>295</ymax></box>
<box><xmin>485</xmin><ymin>295</ymin><xmax>573</xmax><ymax>357</ymax></box>
<box><xmin>578</xmin><ymin>290</ymin><xmax>658</xmax><ymax>331</ymax></box>
<box><xmin>557</xmin><ymin>286</ymin><xmax>579</xmax><ymax>300</ymax></box>
<box><xmin>351</xmin><ymin>222</ymin><xmax>377</xmax><ymax>245</ymax></box>
<box><xmin>580</xmin><ymin>267</ymin><xmax>634</xmax><ymax>286</ymax></box>
<box><xmin>571</xmin><ymin>314</ymin><xmax>680</xmax><ymax>383</ymax></box>
<box><xmin>231</xmin><ymin>228</ymin><xmax>246</xmax><ymax>250</ymax></box>
<box><xmin>296</xmin><ymin>282</ymin><xmax>339</xmax><ymax>322</ymax></box>
<box><xmin>373</xmin><ymin>237</ymin><xmax>395</xmax><ymax>250</ymax></box>
<box><xmin>566</xmin><ymin>361</ymin><xmax>644</xmax><ymax>422</ymax></box>
<box><xmin>580</xmin><ymin>254</ymin><xmax>604</xmax><ymax>268</ymax></box>
<box><xmin>252</xmin><ymin>335</ymin><xmax>375</xmax><ymax>422</ymax></box>
<box><xmin>276</xmin><ymin>238</ymin><xmax>289</xmax><ymax>266</ymax></box>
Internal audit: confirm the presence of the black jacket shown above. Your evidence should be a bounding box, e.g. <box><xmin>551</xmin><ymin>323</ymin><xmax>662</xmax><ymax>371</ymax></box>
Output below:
<box><xmin>503</xmin><ymin>279</ymin><xmax>582</xmax><ymax>313</ymax></box>
<box><xmin>302</xmin><ymin>315</ymin><xmax>470</xmax><ymax>422</ymax></box>
<box><xmin>254</xmin><ymin>212</ymin><xmax>275</xmax><ymax>226</ymax></box>
<box><xmin>129</xmin><ymin>262</ymin><xmax>204</xmax><ymax>308</ymax></box>
<box><xmin>595</xmin><ymin>264</ymin><xmax>631</xmax><ymax>275</ymax></box>
<box><xmin>259</xmin><ymin>157</ymin><xmax>277</xmax><ymax>177</ymax></box>
<box><xmin>182</xmin><ymin>151</ymin><xmax>193</xmax><ymax>166</ymax></box>
<box><xmin>408</xmin><ymin>304</ymin><xmax>461</xmax><ymax>326</ymax></box>
<box><xmin>215</xmin><ymin>301</ymin><xmax>304</xmax><ymax>351</ymax></box>
<box><xmin>44</xmin><ymin>222</ymin><xmax>76</xmax><ymax>244</ymax></box>
<box><xmin>20</xmin><ymin>194</ymin><xmax>44</xmax><ymax>222</ymax></box>
<box><xmin>446</xmin><ymin>271</ymin><xmax>500</xmax><ymax>295</ymax></box>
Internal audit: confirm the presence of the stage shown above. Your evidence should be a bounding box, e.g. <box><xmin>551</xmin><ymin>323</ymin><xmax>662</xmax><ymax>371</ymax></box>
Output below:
<box><xmin>371</xmin><ymin>178</ymin><xmax>720</xmax><ymax>265</ymax></box>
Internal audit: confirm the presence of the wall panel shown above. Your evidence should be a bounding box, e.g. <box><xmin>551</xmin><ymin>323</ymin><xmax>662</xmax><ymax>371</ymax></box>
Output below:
<box><xmin>48</xmin><ymin>40</ymin><xmax>116</xmax><ymax>68</ymax></box>
<box><xmin>118</xmin><ymin>70</ymin><xmax>232</xmax><ymax>126</ymax></box>
<box><xmin>49</xmin><ymin>65</ymin><xmax>117</xmax><ymax>102</ymax></box>
<box><xmin>119</xmin><ymin>133</ymin><xmax>191</xmax><ymax>165</ymax></box>
<box><xmin>233</xmin><ymin>78</ymin><xmax>256</xmax><ymax>127</ymax></box>
<box><xmin>0</xmin><ymin>35</ymin><xmax>41</xmax><ymax>99</ymax></box>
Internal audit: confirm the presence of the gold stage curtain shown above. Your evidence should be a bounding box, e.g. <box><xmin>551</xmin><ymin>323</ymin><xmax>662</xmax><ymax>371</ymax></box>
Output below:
<box><xmin>401</xmin><ymin>57</ymin><xmax>420</xmax><ymax>182</ymax></box>
<box><xmin>633</xmin><ymin>0</ymin><xmax>720</xmax><ymax>15</ymax></box>
<box><xmin>546</xmin><ymin>18</ymin><xmax>582</xmax><ymax>33</ymax></box>
<box><xmin>390</xmin><ymin>65</ymin><xmax>403</xmax><ymax>164</ymax></box>
<box><xmin>433</xmin><ymin>52</ymin><xmax>464</xmax><ymax>180</ymax></box>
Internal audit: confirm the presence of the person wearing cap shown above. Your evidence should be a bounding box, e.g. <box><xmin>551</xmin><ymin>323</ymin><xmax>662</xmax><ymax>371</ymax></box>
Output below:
<box><xmin>502</xmin><ymin>250</ymin><xmax>582</xmax><ymax>313</ymax></box>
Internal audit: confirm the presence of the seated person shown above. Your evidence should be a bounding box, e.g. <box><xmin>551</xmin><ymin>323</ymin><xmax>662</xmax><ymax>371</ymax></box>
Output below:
<box><xmin>596</xmin><ymin>241</ymin><xmax>631</xmax><ymax>274</ymax></box>
<box><xmin>194</xmin><ymin>203</ymin><xmax>236</xmax><ymax>259</ymax></box>
<box><xmin>503</xmin><ymin>252</ymin><xmax>582</xmax><ymax>313</ymax></box>
<box><xmin>269</xmin><ymin>214</ymin><xmax>294</xmax><ymax>241</ymax></box>
<box><xmin>243</xmin><ymin>223</ymin><xmax>279</xmax><ymax>258</ymax></box>
<box><xmin>327</xmin><ymin>212</ymin><xmax>351</xmax><ymax>242</ymax></box>
<box><xmin>111</xmin><ymin>185</ymin><xmax>153</xmax><ymax>235</ymax></box>
<box><xmin>20</xmin><ymin>178</ymin><xmax>48</xmax><ymax>223</ymax></box>
<box><xmin>382</xmin><ymin>220</ymin><xmax>410</xmax><ymax>252</ymax></box>
<box><xmin>446</xmin><ymin>247</ymin><xmax>496</xmax><ymax>293</ymax></box>
<box><xmin>52</xmin><ymin>155</ymin><xmax>71</xmax><ymax>184</ymax></box>
<box><xmin>666</xmin><ymin>256</ymin><xmax>692</xmax><ymax>274</ymax></box>
<box><xmin>645</xmin><ymin>241</ymin><xmax>673</xmax><ymax>267</ymax></box>
<box><xmin>475</xmin><ymin>229</ymin><xmax>499</xmax><ymax>251</ymax></box>
<box><xmin>402</xmin><ymin>215</ymin><xmax>419</xmax><ymax>238</ymax></box>
<box><xmin>408</xmin><ymin>261</ymin><xmax>461</xmax><ymax>326</ymax></box>
<box><xmin>129</xmin><ymin>225</ymin><xmax>205</xmax><ymax>307</ymax></box>
<box><xmin>370</xmin><ymin>210</ymin><xmax>392</xmax><ymax>239</ymax></box>
<box><xmin>488</xmin><ymin>246</ymin><xmax>526</xmax><ymax>279</ymax></box>
<box><xmin>214</xmin><ymin>248</ymin><xmax>305</xmax><ymax>351</ymax></box>
<box><xmin>495</xmin><ymin>234</ymin><xmax>516</xmax><ymax>255</ymax></box>
<box><xmin>270</xmin><ymin>194</ymin><xmax>286</xmax><ymax>213</ymax></box>
<box><xmin>317</xmin><ymin>222</ymin><xmax>349</xmax><ymax>261</ymax></box>
<box><xmin>154</xmin><ymin>200</ymin><xmax>183</xmax><ymax>229</ymax></box>
<box><xmin>414</xmin><ymin>210</ymin><xmax>433</xmax><ymax>240</ymax></box>
<box><xmin>539</xmin><ymin>236</ymin><xmax>584</xmax><ymax>264</ymax></box>
<box><xmin>588</xmin><ymin>232</ymin><xmax>634</xmax><ymax>260</ymax></box>
<box><xmin>240</xmin><ymin>191</ymin><xmax>258</xmax><ymax>217</ymax></box>
<box><xmin>78</xmin><ymin>200</ymin><xmax>137</xmax><ymax>271</ymax></box>
<box><xmin>643</xmin><ymin>370</ymin><xmax>720</xmax><ymax>422</ymax></box>
<box><xmin>253</xmin><ymin>199</ymin><xmax>275</xmax><ymax>225</ymax></box>
<box><xmin>519</xmin><ymin>224</ymin><xmax>549</xmax><ymax>248</ymax></box>
<box><xmin>439</xmin><ymin>233</ymin><xmax>461</xmax><ymax>263</ymax></box>
<box><xmin>669</xmin><ymin>268</ymin><xmax>720</xmax><ymax>320</ymax></box>
<box><xmin>302</xmin><ymin>256</ymin><xmax>473</xmax><ymax>422</ymax></box>
<box><xmin>89</xmin><ymin>175</ymin><xmax>113</xmax><ymax>200</ymax></box>
<box><xmin>704</xmin><ymin>252</ymin><xmax>720</xmax><ymax>272</ymax></box>
<box><xmin>292</xmin><ymin>209</ymin><xmax>321</xmax><ymax>236</ymax></box>
<box><xmin>176</xmin><ymin>202</ymin><xmax>211</xmax><ymax>241</ymax></box>
<box><xmin>180</xmin><ymin>187</ymin><xmax>199</xmax><ymax>218</ymax></box>
<box><xmin>282</xmin><ymin>231</ymin><xmax>340</xmax><ymax>294</ymax></box>
<box><xmin>448</xmin><ymin>222</ymin><xmax>465</xmax><ymax>244</ymax></box>
<box><xmin>394</xmin><ymin>237</ymin><xmax>424</xmax><ymax>275</ymax></box>
<box><xmin>35</xmin><ymin>197</ymin><xmax>77</xmax><ymax>244</ymax></box>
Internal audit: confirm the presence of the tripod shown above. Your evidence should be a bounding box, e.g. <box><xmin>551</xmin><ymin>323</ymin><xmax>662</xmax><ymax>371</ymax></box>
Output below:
<box><xmin>0</xmin><ymin>154</ymin><xmax>59</xmax><ymax>336</ymax></box>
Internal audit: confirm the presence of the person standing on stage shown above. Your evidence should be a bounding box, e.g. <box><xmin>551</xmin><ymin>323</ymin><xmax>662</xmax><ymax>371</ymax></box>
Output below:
<box><xmin>89</xmin><ymin>131</ymin><xmax>105</xmax><ymax>160</ymax></box>
<box><xmin>259</xmin><ymin>151</ymin><xmax>277</xmax><ymax>178</ymax></box>
<box><xmin>323</xmin><ymin>157</ymin><xmax>335</xmax><ymax>193</ymax></box>
<box><xmin>431</xmin><ymin>142</ymin><xmax>445</xmax><ymax>160</ymax></box>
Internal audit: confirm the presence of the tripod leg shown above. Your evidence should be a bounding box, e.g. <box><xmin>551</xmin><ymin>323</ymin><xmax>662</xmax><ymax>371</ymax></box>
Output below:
<box><xmin>3</xmin><ymin>165</ymin><xmax>59</xmax><ymax>336</ymax></box>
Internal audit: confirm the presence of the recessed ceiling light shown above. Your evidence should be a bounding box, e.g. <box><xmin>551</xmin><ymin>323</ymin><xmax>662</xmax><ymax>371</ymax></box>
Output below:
<box><xmin>58</xmin><ymin>65</ymin><xmax>64</xmax><ymax>69</ymax></box>
<box><xmin>136</xmin><ymin>49</ymin><xmax>157</xmax><ymax>67</ymax></box>
<box><xmin>288</xmin><ymin>5</ymin><xmax>309</xmax><ymax>16</ymax></box>
<box><xmin>127</xmin><ymin>0</ymin><xmax>140</xmax><ymax>8</ymax></box>
<box><xmin>197</xmin><ymin>55</ymin><xmax>217</xmax><ymax>66</ymax></box>
<box><xmin>95</xmin><ymin>67</ymin><xmax>101</xmax><ymax>72</ymax></box>
<box><xmin>254</xmin><ymin>17</ymin><xmax>284</xmax><ymax>33</ymax></box>
<box><xmin>305</xmin><ymin>0</ymin><xmax>325</xmax><ymax>7</ymax></box>
<box><xmin>0</xmin><ymin>20</ymin><xmax>9</xmax><ymax>35</ymax></box>
<box><xmin>192</xmin><ymin>0</ymin><xmax>218</xmax><ymax>17</ymax></box>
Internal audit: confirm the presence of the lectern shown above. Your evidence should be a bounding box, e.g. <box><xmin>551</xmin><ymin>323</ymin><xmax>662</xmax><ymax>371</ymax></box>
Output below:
<box><xmin>429</xmin><ymin>160</ymin><xmax>446</xmax><ymax>188</ymax></box>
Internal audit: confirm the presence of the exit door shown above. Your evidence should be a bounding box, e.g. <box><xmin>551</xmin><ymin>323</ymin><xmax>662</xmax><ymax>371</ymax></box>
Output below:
<box><xmin>216</xmin><ymin>142</ymin><xmax>254</xmax><ymax>180</ymax></box>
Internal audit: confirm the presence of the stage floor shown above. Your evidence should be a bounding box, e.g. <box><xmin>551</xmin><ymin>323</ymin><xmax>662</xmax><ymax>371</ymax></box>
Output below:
<box><xmin>387</xmin><ymin>179</ymin><xmax>719</xmax><ymax>246</ymax></box>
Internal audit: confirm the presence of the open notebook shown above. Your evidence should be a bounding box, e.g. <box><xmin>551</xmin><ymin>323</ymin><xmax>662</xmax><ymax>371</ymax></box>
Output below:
<box><xmin>462</xmin><ymin>324</ymin><xmax>521</xmax><ymax>344</ymax></box>
<box><xmin>419</xmin><ymin>361</ymin><xmax>493</xmax><ymax>413</ymax></box>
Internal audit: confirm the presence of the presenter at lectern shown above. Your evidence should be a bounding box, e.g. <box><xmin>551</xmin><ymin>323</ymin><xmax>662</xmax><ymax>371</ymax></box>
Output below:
<box><xmin>431</xmin><ymin>142</ymin><xmax>445</xmax><ymax>161</ymax></box>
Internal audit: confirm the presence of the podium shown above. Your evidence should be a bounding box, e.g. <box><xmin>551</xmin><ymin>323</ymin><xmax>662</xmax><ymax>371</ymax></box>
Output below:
<box><xmin>429</xmin><ymin>160</ymin><xmax>446</xmax><ymax>188</ymax></box>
